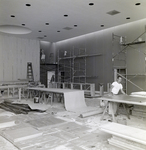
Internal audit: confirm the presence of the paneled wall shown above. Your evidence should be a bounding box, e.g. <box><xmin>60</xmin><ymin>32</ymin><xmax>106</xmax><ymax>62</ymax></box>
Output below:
<box><xmin>0</xmin><ymin>34</ymin><xmax>40</xmax><ymax>82</ymax></box>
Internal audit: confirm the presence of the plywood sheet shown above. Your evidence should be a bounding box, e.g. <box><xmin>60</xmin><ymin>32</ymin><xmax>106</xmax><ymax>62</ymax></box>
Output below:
<box><xmin>15</xmin><ymin>134</ymin><xmax>61</xmax><ymax>150</ymax></box>
<box><xmin>0</xmin><ymin>136</ymin><xmax>18</xmax><ymax>150</ymax></box>
<box><xmin>0</xmin><ymin>116</ymin><xmax>16</xmax><ymax>129</ymax></box>
<box><xmin>2</xmin><ymin>127</ymin><xmax>43</xmax><ymax>143</ymax></box>
<box><xmin>57</xmin><ymin>122</ymin><xmax>90</xmax><ymax>137</ymax></box>
<box><xmin>64</xmin><ymin>90</ymin><xmax>87</xmax><ymax>112</ymax></box>
<box><xmin>27</xmin><ymin>116</ymin><xmax>66</xmax><ymax>130</ymax></box>
<box><xmin>52</xmin><ymin>131</ymin><xmax>78</xmax><ymax>142</ymax></box>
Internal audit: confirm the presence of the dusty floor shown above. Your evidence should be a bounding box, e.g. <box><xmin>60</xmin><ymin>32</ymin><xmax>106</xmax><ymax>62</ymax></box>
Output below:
<box><xmin>0</xmin><ymin>97</ymin><xmax>146</xmax><ymax>150</ymax></box>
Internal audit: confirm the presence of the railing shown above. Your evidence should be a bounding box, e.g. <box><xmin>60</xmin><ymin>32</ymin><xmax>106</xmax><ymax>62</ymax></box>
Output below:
<box><xmin>49</xmin><ymin>82</ymin><xmax>95</xmax><ymax>97</ymax></box>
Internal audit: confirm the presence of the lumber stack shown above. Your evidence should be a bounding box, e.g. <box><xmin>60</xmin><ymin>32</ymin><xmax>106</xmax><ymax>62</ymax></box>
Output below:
<box><xmin>100</xmin><ymin>122</ymin><xmax>146</xmax><ymax>150</ymax></box>
<box><xmin>109</xmin><ymin>136</ymin><xmax>146</xmax><ymax>150</ymax></box>
<box><xmin>132</xmin><ymin>105</ymin><xmax>146</xmax><ymax>118</ymax></box>
<box><xmin>0</xmin><ymin>101</ymin><xmax>45</xmax><ymax>114</ymax></box>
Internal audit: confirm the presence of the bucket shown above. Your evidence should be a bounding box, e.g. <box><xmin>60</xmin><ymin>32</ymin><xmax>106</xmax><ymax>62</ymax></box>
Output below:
<box><xmin>34</xmin><ymin>97</ymin><xmax>39</xmax><ymax>103</ymax></box>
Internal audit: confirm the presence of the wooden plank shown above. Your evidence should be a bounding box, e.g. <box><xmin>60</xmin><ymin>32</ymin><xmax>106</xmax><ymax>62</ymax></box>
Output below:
<box><xmin>111</xmin><ymin>136</ymin><xmax>146</xmax><ymax>149</ymax></box>
<box><xmin>108</xmin><ymin>136</ymin><xmax>146</xmax><ymax>150</ymax></box>
<box><xmin>100</xmin><ymin>122</ymin><xmax>146</xmax><ymax>145</ymax></box>
<box><xmin>98</xmin><ymin>95</ymin><xmax>146</xmax><ymax>106</ymax></box>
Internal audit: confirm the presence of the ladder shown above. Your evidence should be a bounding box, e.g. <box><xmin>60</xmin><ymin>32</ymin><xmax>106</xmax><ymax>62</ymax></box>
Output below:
<box><xmin>27</xmin><ymin>62</ymin><xmax>34</xmax><ymax>82</ymax></box>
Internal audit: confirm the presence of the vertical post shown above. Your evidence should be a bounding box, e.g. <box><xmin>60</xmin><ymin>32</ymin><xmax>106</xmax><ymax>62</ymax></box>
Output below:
<box><xmin>71</xmin><ymin>83</ymin><xmax>73</xmax><ymax>89</ymax></box>
<box><xmin>107</xmin><ymin>83</ymin><xmax>111</xmax><ymax>93</ymax></box>
<box><xmin>90</xmin><ymin>84</ymin><xmax>95</xmax><ymax>97</ymax></box>
<box><xmin>99</xmin><ymin>83</ymin><xmax>104</xmax><ymax>96</ymax></box>
<box><xmin>18</xmin><ymin>88</ymin><xmax>21</xmax><ymax>101</ymax></box>
<box><xmin>114</xmin><ymin>69</ymin><xmax>117</xmax><ymax>81</ymax></box>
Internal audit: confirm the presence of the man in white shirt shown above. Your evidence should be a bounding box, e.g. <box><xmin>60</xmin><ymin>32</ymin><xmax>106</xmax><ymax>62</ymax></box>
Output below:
<box><xmin>111</xmin><ymin>76</ymin><xmax>126</xmax><ymax>95</ymax></box>
<box><xmin>109</xmin><ymin>76</ymin><xmax>126</xmax><ymax>117</ymax></box>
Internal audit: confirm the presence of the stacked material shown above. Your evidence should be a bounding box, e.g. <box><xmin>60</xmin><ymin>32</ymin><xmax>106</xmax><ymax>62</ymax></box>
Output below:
<box><xmin>2</xmin><ymin>127</ymin><xmax>43</xmax><ymax>143</ymax></box>
<box><xmin>130</xmin><ymin>92</ymin><xmax>146</xmax><ymax>118</ymax></box>
<box><xmin>132</xmin><ymin>105</ymin><xmax>146</xmax><ymax>118</ymax></box>
<box><xmin>100</xmin><ymin>122</ymin><xmax>146</xmax><ymax>150</ymax></box>
<box><xmin>0</xmin><ymin>101</ymin><xmax>31</xmax><ymax>114</ymax></box>
<box><xmin>130</xmin><ymin>91</ymin><xmax>146</xmax><ymax>98</ymax></box>
<box><xmin>109</xmin><ymin>136</ymin><xmax>146</xmax><ymax>150</ymax></box>
<box><xmin>0</xmin><ymin>100</ymin><xmax>48</xmax><ymax>114</ymax></box>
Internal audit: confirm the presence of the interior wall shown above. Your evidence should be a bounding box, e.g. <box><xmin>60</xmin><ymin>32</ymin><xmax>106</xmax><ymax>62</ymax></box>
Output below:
<box><xmin>55</xmin><ymin>30</ymin><xmax>114</xmax><ymax>91</ymax></box>
<box><xmin>45</xmin><ymin>19</ymin><xmax>146</xmax><ymax>93</ymax></box>
<box><xmin>0</xmin><ymin>34</ymin><xmax>40</xmax><ymax>82</ymax></box>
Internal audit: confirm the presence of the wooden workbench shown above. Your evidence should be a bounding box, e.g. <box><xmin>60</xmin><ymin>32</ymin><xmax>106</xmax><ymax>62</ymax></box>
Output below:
<box><xmin>27</xmin><ymin>87</ymin><xmax>87</xmax><ymax>112</ymax></box>
<box><xmin>98</xmin><ymin>95</ymin><xmax>146</xmax><ymax>121</ymax></box>
<box><xmin>0</xmin><ymin>85</ymin><xmax>27</xmax><ymax>100</ymax></box>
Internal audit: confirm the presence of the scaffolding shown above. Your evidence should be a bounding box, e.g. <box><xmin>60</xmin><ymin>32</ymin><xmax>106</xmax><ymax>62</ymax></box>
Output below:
<box><xmin>112</xmin><ymin>31</ymin><xmax>146</xmax><ymax>93</ymax></box>
<box><xmin>57</xmin><ymin>47</ymin><xmax>86</xmax><ymax>83</ymax></box>
<box><xmin>112</xmin><ymin>33</ymin><xmax>127</xmax><ymax>93</ymax></box>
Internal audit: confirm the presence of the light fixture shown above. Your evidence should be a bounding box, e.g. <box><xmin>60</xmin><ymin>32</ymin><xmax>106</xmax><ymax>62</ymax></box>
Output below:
<box><xmin>0</xmin><ymin>25</ymin><xmax>32</xmax><ymax>34</ymax></box>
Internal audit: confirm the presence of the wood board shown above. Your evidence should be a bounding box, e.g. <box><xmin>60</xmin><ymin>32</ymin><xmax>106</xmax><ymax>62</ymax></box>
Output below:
<box><xmin>0</xmin><ymin>116</ymin><xmax>16</xmax><ymax>129</ymax></box>
<box><xmin>28</xmin><ymin>87</ymin><xmax>89</xmax><ymax>113</ymax></box>
<box><xmin>100</xmin><ymin>122</ymin><xmax>146</xmax><ymax>145</ymax></box>
<box><xmin>2</xmin><ymin>126</ymin><xmax>43</xmax><ymax>143</ymax></box>
<box><xmin>64</xmin><ymin>90</ymin><xmax>87</xmax><ymax>112</ymax></box>
<box><xmin>108</xmin><ymin>136</ymin><xmax>146</xmax><ymax>150</ymax></box>
<box><xmin>27</xmin><ymin>116</ymin><xmax>66</xmax><ymax>130</ymax></box>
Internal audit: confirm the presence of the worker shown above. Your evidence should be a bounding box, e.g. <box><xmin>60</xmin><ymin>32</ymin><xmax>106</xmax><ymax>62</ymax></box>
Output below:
<box><xmin>41</xmin><ymin>49</ymin><xmax>45</xmax><ymax>63</ymax></box>
<box><xmin>110</xmin><ymin>76</ymin><xmax>126</xmax><ymax>95</ymax></box>
<box><xmin>109</xmin><ymin>76</ymin><xmax>126</xmax><ymax>118</ymax></box>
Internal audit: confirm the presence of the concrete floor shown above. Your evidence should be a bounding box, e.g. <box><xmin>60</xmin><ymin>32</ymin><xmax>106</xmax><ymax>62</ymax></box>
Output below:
<box><xmin>0</xmin><ymin>97</ymin><xmax>146</xmax><ymax>150</ymax></box>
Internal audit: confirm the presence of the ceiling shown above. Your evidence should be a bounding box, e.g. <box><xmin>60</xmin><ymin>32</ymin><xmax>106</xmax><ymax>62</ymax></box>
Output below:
<box><xmin>0</xmin><ymin>0</ymin><xmax>146</xmax><ymax>43</ymax></box>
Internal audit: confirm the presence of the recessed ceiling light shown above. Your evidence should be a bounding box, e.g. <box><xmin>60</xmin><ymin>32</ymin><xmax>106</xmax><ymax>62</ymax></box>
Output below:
<box><xmin>89</xmin><ymin>3</ymin><xmax>94</xmax><ymax>6</ymax></box>
<box><xmin>22</xmin><ymin>24</ymin><xmax>25</xmax><ymax>26</ymax></box>
<box><xmin>26</xmin><ymin>4</ymin><xmax>31</xmax><ymax>6</ymax></box>
<box><xmin>0</xmin><ymin>25</ymin><xmax>31</xmax><ymax>34</ymax></box>
<box><xmin>74</xmin><ymin>25</ymin><xmax>78</xmax><ymax>27</ymax></box>
<box><xmin>44</xmin><ymin>35</ymin><xmax>47</xmax><ymax>37</ymax></box>
<box><xmin>57</xmin><ymin>31</ymin><xmax>60</xmax><ymax>32</ymax></box>
<box><xmin>135</xmin><ymin>3</ymin><xmax>141</xmax><ymax>5</ymax></box>
<box><xmin>38</xmin><ymin>30</ymin><xmax>42</xmax><ymax>32</ymax></box>
<box><xmin>101</xmin><ymin>25</ymin><xmax>104</xmax><ymax>27</ymax></box>
<box><xmin>45</xmin><ymin>23</ymin><xmax>49</xmax><ymax>25</ymax></box>
<box><xmin>10</xmin><ymin>15</ymin><xmax>15</xmax><ymax>18</ymax></box>
<box><xmin>126</xmin><ymin>17</ymin><xmax>130</xmax><ymax>19</ymax></box>
<box><xmin>64</xmin><ymin>15</ymin><xmax>68</xmax><ymax>17</ymax></box>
